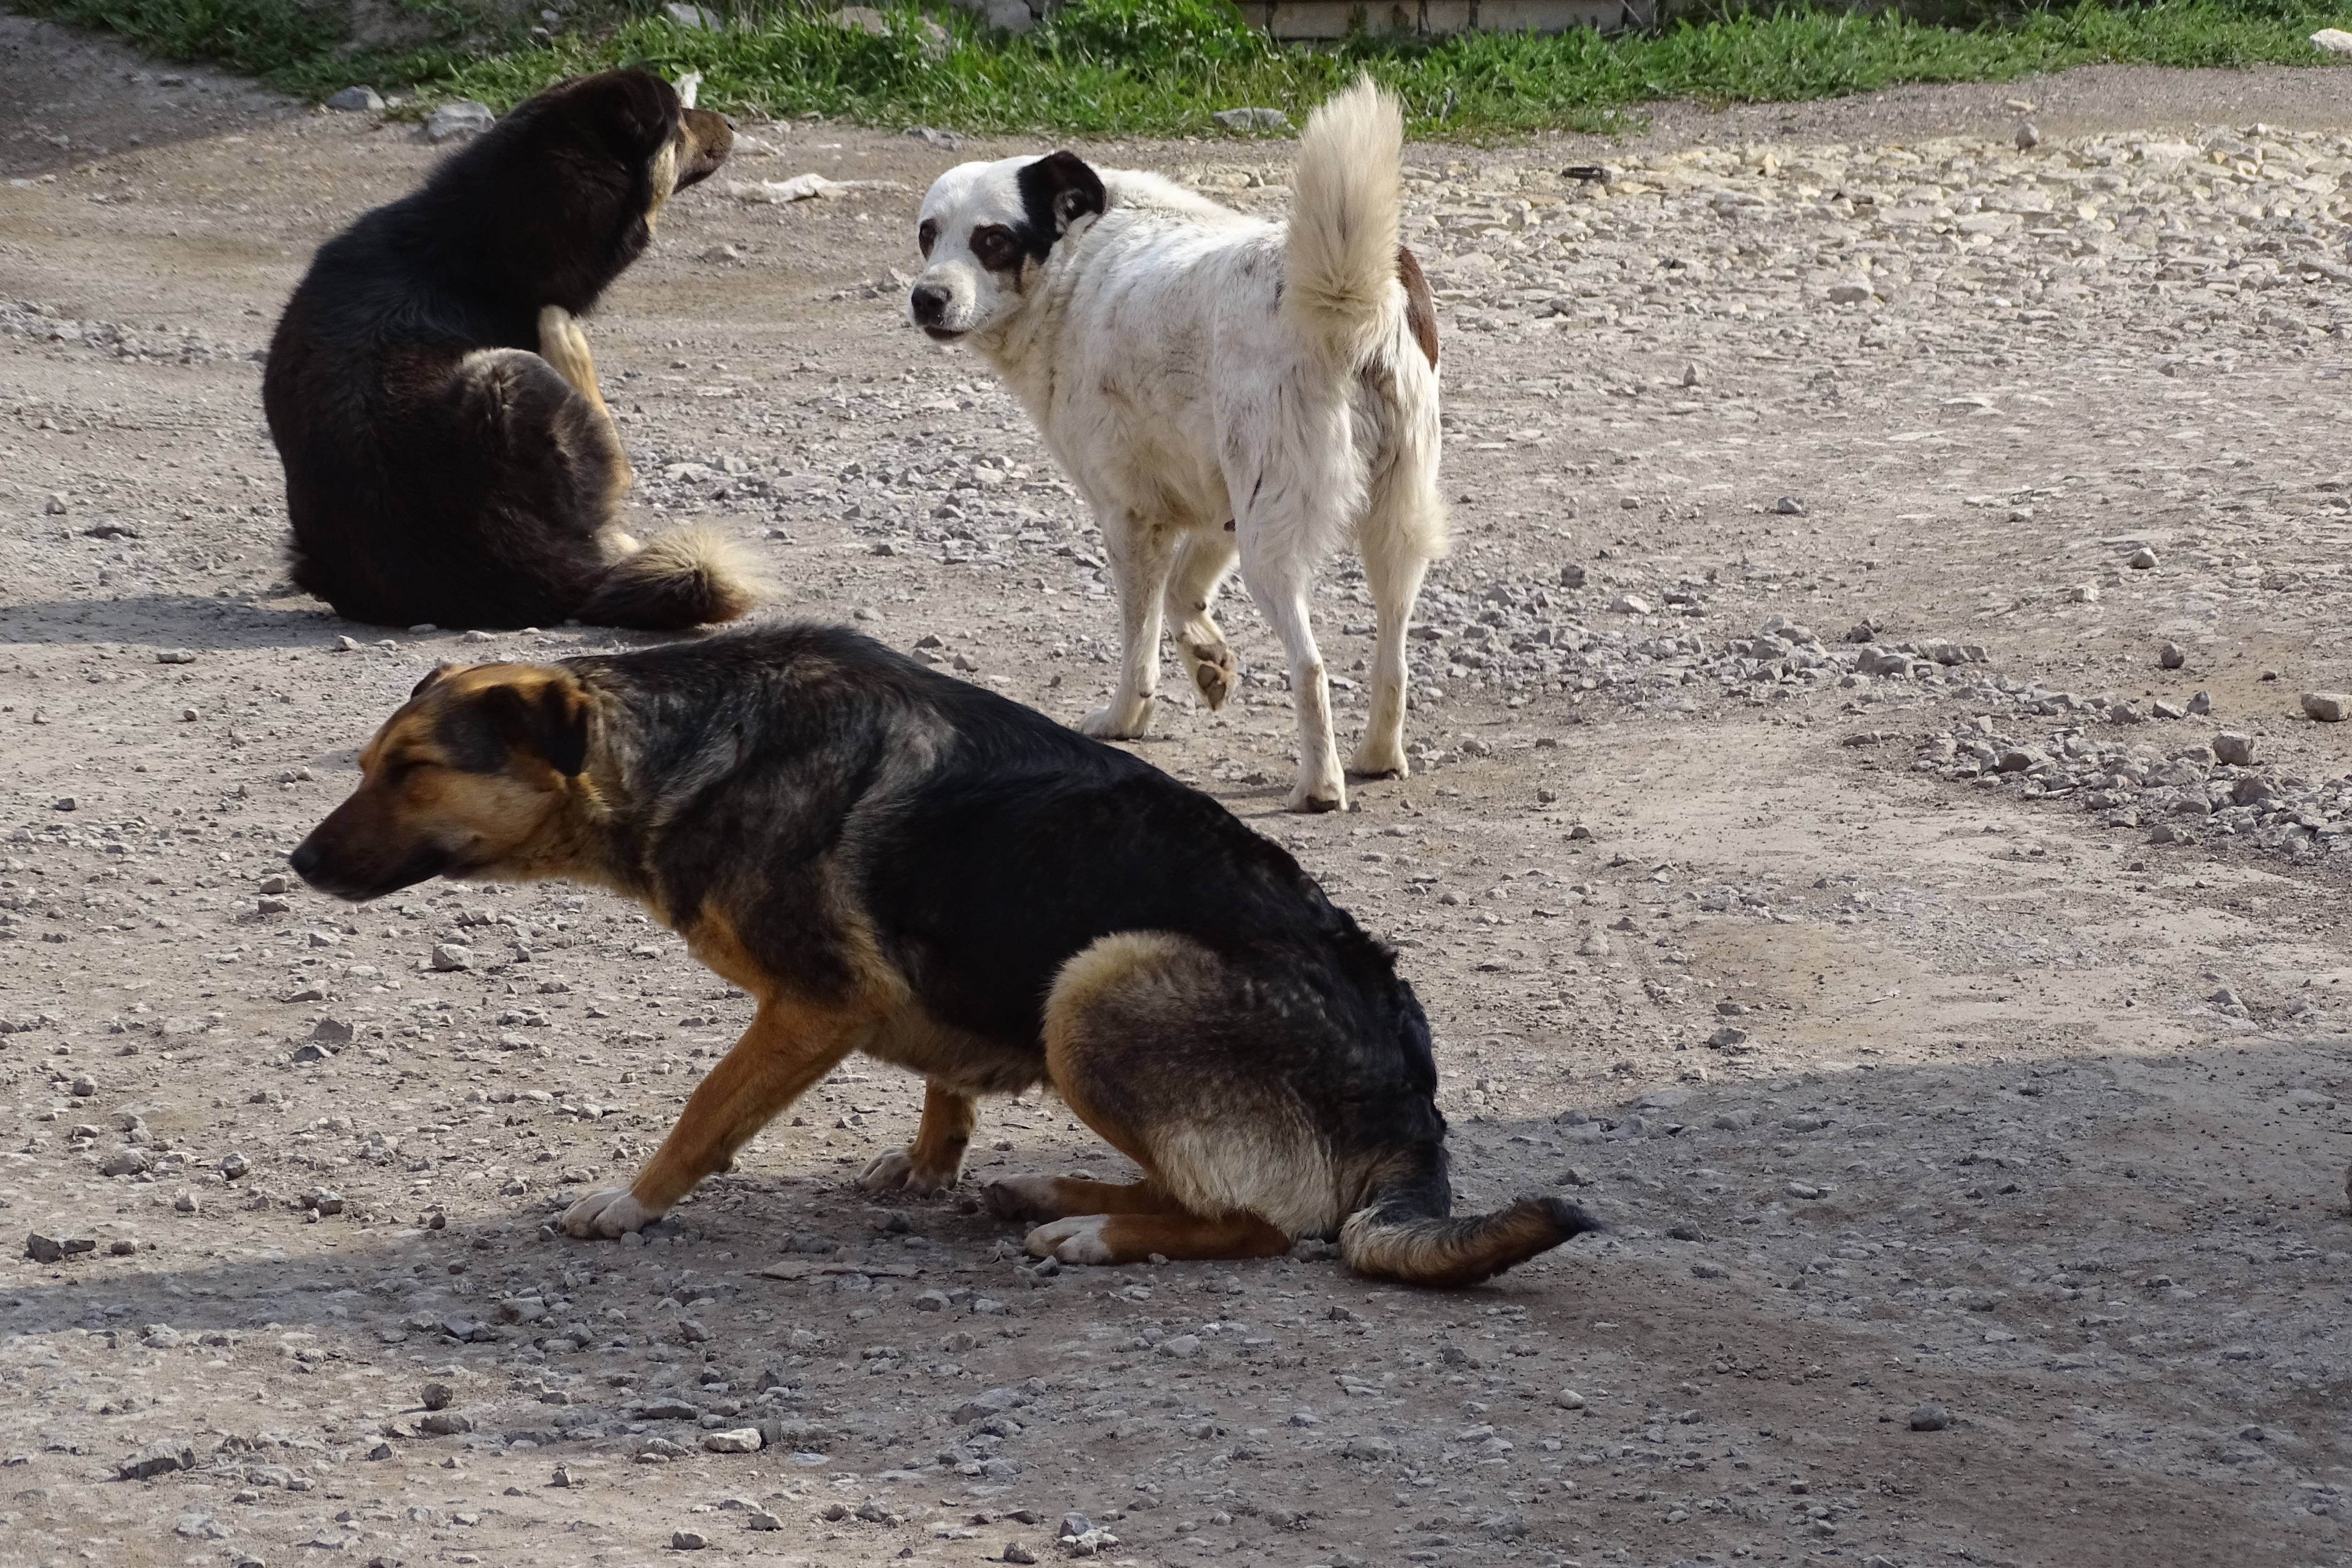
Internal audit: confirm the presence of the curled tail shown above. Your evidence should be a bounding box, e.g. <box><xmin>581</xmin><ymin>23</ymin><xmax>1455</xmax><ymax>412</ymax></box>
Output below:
<box><xmin>1341</xmin><ymin>1188</ymin><xmax>1601</xmax><ymax>1289</ymax></box>
<box><xmin>1285</xmin><ymin>74</ymin><xmax>1404</xmax><ymax>363</ymax></box>
<box><xmin>577</xmin><ymin>526</ymin><xmax>758</xmax><ymax>630</ymax></box>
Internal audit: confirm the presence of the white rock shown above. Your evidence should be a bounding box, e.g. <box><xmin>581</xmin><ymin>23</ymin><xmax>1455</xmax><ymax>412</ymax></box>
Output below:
<box><xmin>703</xmin><ymin>1427</ymin><xmax>764</xmax><ymax>1454</ymax></box>
<box><xmin>2313</xmin><ymin>27</ymin><xmax>2352</xmax><ymax>52</ymax></box>
<box><xmin>325</xmin><ymin>86</ymin><xmax>384</xmax><ymax>113</ymax></box>
<box><xmin>423</xmin><ymin>101</ymin><xmax>495</xmax><ymax>144</ymax></box>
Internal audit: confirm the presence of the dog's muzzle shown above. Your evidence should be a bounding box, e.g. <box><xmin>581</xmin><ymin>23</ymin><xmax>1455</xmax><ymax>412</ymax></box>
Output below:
<box><xmin>909</xmin><ymin>284</ymin><xmax>962</xmax><ymax>342</ymax></box>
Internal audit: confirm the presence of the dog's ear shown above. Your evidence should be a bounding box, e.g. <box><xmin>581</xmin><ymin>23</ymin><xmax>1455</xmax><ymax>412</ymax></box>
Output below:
<box><xmin>1016</xmin><ymin>151</ymin><xmax>1107</xmax><ymax>245</ymax></box>
<box><xmin>584</xmin><ymin>67</ymin><xmax>679</xmax><ymax>165</ymax></box>
<box><xmin>479</xmin><ymin>678</ymin><xmax>593</xmax><ymax>779</ymax></box>
<box><xmin>410</xmin><ymin>663</ymin><xmax>459</xmax><ymax>700</ymax></box>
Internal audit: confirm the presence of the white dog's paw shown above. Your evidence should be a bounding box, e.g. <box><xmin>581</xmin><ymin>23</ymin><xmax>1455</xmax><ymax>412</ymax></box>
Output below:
<box><xmin>1025</xmin><ymin>1214</ymin><xmax>1115</xmax><ymax>1265</ymax></box>
<box><xmin>1286</xmin><ymin>778</ymin><xmax>1348</xmax><ymax>814</ymax></box>
<box><xmin>1348</xmin><ymin>739</ymin><xmax>1409</xmax><ymax>780</ymax></box>
<box><xmin>560</xmin><ymin>1186</ymin><xmax>662</xmax><ymax>1239</ymax></box>
<box><xmin>1078</xmin><ymin>697</ymin><xmax>1155</xmax><ymax>740</ymax></box>
<box><xmin>859</xmin><ymin>1147</ymin><xmax>956</xmax><ymax>1196</ymax></box>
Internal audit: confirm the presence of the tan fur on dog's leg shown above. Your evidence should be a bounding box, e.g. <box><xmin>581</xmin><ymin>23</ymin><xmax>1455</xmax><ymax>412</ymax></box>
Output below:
<box><xmin>1166</xmin><ymin>528</ymin><xmax>1239</xmax><ymax>710</ymax></box>
<box><xmin>566</xmin><ymin>995</ymin><xmax>872</xmax><ymax>1236</ymax></box>
<box><xmin>537</xmin><ymin>304</ymin><xmax>632</xmax><ymax>492</ymax></box>
<box><xmin>984</xmin><ymin>1174</ymin><xmax>1184</xmax><ymax>1222</ymax></box>
<box><xmin>862</xmin><ymin>1080</ymin><xmax>977</xmax><ymax>1194</ymax></box>
<box><xmin>1028</xmin><ymin>1210</ymin><xmax>1291</xmax><ymax>1265</ymax></box>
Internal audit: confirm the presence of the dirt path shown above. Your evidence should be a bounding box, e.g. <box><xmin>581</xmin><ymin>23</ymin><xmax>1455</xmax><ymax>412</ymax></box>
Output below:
<box><xmin>4</xmin><ymin>16</ymin><xmax>2351</xmax><ymax>1568</ymax></box>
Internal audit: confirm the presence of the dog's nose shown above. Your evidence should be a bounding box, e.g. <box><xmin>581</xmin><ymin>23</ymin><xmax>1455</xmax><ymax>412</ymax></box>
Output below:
<box><xmin>909</xmin><ymin>285</ymin><xmax>950</xmax><ymax>327</ymax></box>
<box><xmin>288</xmin><ymin>840</ymin><xmax>321</xmax><ymax>885</ymax></box>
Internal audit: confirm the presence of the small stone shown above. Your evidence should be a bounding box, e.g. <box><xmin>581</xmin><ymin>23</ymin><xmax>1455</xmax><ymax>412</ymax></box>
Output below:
<box><xmin>1681</xmin><ymin>362</ymin><xmax>1703</xmax><ymax>388</ymax></box>
<box><xmin>1058</xmin><ymin>1513</ymin><xmax>1093</xmax><ymax>1540</ymax></box>
<box><xmin>219</xmin><ymin>1151</ymin><xmax>250</xmax><ymax>1180</ymax></box>
<box><xmin>1553</xmin><ymin>1388</ymin><xmax>1585</xmax><ymax>1410</ymax></box>
<box><xmin>702</xmin><ymin>1427</ymin><xmax>762</xmax><ymax>1454</ymax></box>
<box><xmin>119</xmin><ymin>1441</ymin><xmax>197</xmax><ymax>1480</ymax></box>
<box><xmin>1608</xmin><ymin>593</ymin><xmax>1652</xmax><ymax>615</ymax></box>
<box><xmin>1708</xmin><ymin>1025</ymin><xmax>1749</xmax><ymax>1048</ymax></box>
<box><xmin>2313</xmin><ymin>26</ymin><xmax>2352</xmax><ymax>52</ymax></box>
<box><xmin>54</xmin><ymin>796</ymin><xmax>78</xmax><ymax>812</ymax></box>
<box><xmin>1156</xmin><ymin>1333</ymin><xmax>1202</xmax><ymax>1359</ymax></box>
<box><xmin>2187</xmin><ymin>691</ymin><xmax>2212</xmax><ymax>715</ymax></box>
<box><xmin>326</xmin><ymin>85</ymin><xmax>384</xmax><ymax>112</ymax></box>
<box><xmin>421</xmin><ymin>1381</ymin><xmax>456</xmax><ymax>1411</ymax></box>
<box><xmin>28</xmin><ymin>1231</ymin><xmax>91</xmax><ymax>1263</ymax></box>
<box><xmin>368</xmin><ymin>1440</ymin><xmax>395</xmax><ymax>1460</ymax></box>
<box><xmin>418</xmin><ymin>1411</ymin><xmax>473</xmax><ymax>1436</ymax></box>
<box><xmin>550</xmin><ymin>1464</ymin><xmax>580</xmax><ymax>1487</ymax></box>
<box><xmin>2127</xmin><ymin>546</ymin><xmax>2158</xmax><ymax>569</ymax></box>
<box><xmin>423</xmin><ymin>101</ymin><xmax>495</xmax><ymax>143</ymax></box>
<box><xmin>1771</xmin><ymin>495</ymin><xmax>1806</xmax><ymax>515</ymax></box>
<box><xmin>667</xmin><ymin>0</ymin><xmax>720</xmax><ymax>24</ymax></box>
<box><xmin>174</xmin><ymin>1191</ymin><xmax>199</xmax><ymax>1214</ymax></box>
<box><xmin>744</xmin><ymin>1507</ymin><xmax>782</xmax><ymax>1529</ymax></box>
<box><xmin>671</xmin><ymin>1527</ymin><xmax>711</xmax><ymax>1549</ymax></box>
<box><xmin>2067</xmin><ymin>583</ymin><xmax>2101</xmax><ymax>603</ymax></box>
<box><xmin>258</xmin><ymin>874</ymin><xmax>290</xmax><ymax>895</ymax></box>
<box><xmin>2015</xmin><ymin>120</ymin><xmax>2041</xmax><ymax>152</ymax></box>
<box><xmin>2213</xmin><ymin>731</ymin><xmax>2255</xmax><ymax>766</ymax></box>
<box><xmin>45</xmin><ymin>493</ymin><xmax>69</xmax><ymax>515</ymax></box>
<box><xmin>1910</xmin><ymin>1401</ymin><xmax>1950</xmax><ymax>1431</ymax></box>
<box><xmin>2301</xmin><ymin>692</ymin><xmax>2349</xmax><ymax>723</ymax></box>
<box><xmin>156</xmin><ymin>648</ymin><xmax>196</xmax><ymax>665</ymax></box>
<box><xmin>1211</xmin><ymin>107</ymin><xmax>1289</xmax><ymax>130</ymax></box>
<box><xmin>1558</xmin><ymin>563</ymin><xmax>1586</xmax><ymax>588</ymax></box>
<box><xmin>1002</xmin><ymin>1545</ymin><xmax>1038</xmax><ymax>1565</ymax></box>
<box><xmin>70</xmin><ymin>1073</ymin><xmax>96</xmax><ymax>1096</ymax></box>
<box><xmin>301</xmin><ymin>1186</ymin><xmax>343</xmax><ymax>1215</ymax></box>
<box><xmin>102</xmin><ymin>1147</ymin><xmax>153</xmax><ymax>1177</ymax></box>
<box><xmin>1784</xmin><ymin>1180</ymin><xmax>1822</xmax><ymax>1200</ymax></box>
<box><xmin>431</xmin><ymin>943</ymin><xmax>473</xmax><ymax>971</ymax></box>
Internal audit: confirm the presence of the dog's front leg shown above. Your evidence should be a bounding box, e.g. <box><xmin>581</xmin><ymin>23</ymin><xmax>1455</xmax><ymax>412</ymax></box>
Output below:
<box><xmin>1078</xmin><ymin>514</ymin><xmax>1174</xmax><ymax>740</ymax></box>
<box><xmin>561</xmin><ymin>996</ymin><xmax>872</xmax><ymax>1238</ymax></box>
<box><xmin>536</xmin><ymin>304</ymin><xmax>634</xmax><ymax>493</ymax></box>
<box><xmin>859</xmin><ymin>1080</ymin><xmax>977</xmax><ymax>1195</ymax></box>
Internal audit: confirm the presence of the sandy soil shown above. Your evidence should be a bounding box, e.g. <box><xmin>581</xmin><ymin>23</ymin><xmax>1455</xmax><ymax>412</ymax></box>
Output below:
<box><xmin>4</xmin><ymin>15</ymin><xmax>2352</xmax><ymax>1568</ymax></box>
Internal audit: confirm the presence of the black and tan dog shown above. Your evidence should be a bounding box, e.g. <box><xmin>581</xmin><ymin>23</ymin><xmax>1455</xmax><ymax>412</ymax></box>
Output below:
<box><xmin>289</xmin><ymin>627</ymin><xmax>1597</xmax><ymax>1285</ymax></box>
<box><xmin>263</xmin><ymin>69</ymin><xmax>755</xmax><ymax>632</ymax></box>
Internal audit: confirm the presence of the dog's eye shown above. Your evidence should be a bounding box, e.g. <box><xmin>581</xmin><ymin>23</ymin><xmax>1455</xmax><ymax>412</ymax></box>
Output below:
<box><xmin>917</xmin><ymin>218</ymin><xmax>938</xmax><ymax>258</ymax></box>
<box><xmin>971</xmin><ymin>225</ymin><xmax>1020</xmax><ymax>270</ymax></box>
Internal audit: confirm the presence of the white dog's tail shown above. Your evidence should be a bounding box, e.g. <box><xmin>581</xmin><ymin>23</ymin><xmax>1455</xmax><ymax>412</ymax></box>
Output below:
<box><xmin>1285</xmin><ymin>75</ymin><xmax>1403</xmax><ymax>364</ymax></box>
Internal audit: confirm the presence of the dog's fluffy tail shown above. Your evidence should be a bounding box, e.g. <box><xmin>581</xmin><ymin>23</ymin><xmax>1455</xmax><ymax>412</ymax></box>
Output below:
<box><xmin>1285</xmin><ymin>74</ymin><xmax>1404</xmax><ymax>363</ymax></box>
<box><xmin>577</xmin><ymin>527</ymin><xmax>758</xmax><ymax>630</ymax></box>
<box><xmin>1340</xmin><ymin>1186</ymin><xmax>1600</xmax><ymax>1289</ymax></box>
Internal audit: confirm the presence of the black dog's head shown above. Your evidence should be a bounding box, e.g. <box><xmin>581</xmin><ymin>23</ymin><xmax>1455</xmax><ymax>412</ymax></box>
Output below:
<box><xmin>433</xmin><ymin>68</ymin><xmax>734</xmax><ymax>312</ymax></box>
<box><xmin>907</xmin><ymin>151</ymin><xmax>1107</xmax><ymax>341</ymax></box>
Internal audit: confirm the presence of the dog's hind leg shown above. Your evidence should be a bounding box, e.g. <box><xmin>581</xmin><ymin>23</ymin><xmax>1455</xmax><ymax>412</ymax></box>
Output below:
<box><xmin>1010</xmin><ymin>931</ymin><xmax>1336</xmax><ymax>1266</ymax></box>
<box><xmin>537</xmin><ymin>304</ymin><xmax>633</xmax><ymax>496</ymax></box>
<box><xmin>859</xmin><ymin>1080</ymin><xmax>977</xmax><ymax>1195</ymax></box>
<box><xmin>562</xmin><ymin>995</ymin><xmax>872</xmax><ymax>1238</ymax></box>
<box><xmin>1349</xmin><ymin>486</ymin><xmax>1440</xmax><ymax>779</ymax></box>
<box><xmin>1165</xmin><ymin>526</ymin><xmax>1240</xmax><ymax>712</ymax></box>
<box><xmin>1079</xmin><ymin>511</ymin><xmax>1175</xmax><ymax>740</ymax></box>
<box><xmin>1235</xmin><ymin>516</ymin><xmax>1348</xmax><ymax>812</ymax></box>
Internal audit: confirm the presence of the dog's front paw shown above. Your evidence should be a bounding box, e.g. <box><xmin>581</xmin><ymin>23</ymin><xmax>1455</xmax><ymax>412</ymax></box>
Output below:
<box><xmin>984</xmin><ymin>1176</ymin><xmax>1064</xmax><ymax>1222</ymax></box>
<box><xmin>1183</xmin><ymin>645</ymin><xmax>1237</xmax><ymax>711</ymax></box>
<box><xmin>1024</xmin><ymin>1215</ymin><xmax>1115</xmax><ymax>1265</ymax></box>
<box><xmin>560</xmin><ymin>1186</ymin><xmax>662</xmax><ymax>1239</ymax></box>
<box><xmin>1078</xmin><ymin>697</ymin><xmax>1155</xmax><ymax>740</ymax></box>
<box><xmin>1286</xmin><ymin>781</ymin><xmax>1348</xmax><ymax>814</ymax></box>
<box><xmin>859</xmin><ymin>1147</ymin><xmax>956</xmax><ymax>1196</ymax></box>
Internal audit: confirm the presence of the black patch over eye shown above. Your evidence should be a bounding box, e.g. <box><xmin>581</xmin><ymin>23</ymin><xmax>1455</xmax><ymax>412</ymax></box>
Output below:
<box><xmin>970</xmin><ymin>225</ymin><xmax>1022</xmax><ymax>271</ymax></box>
<box><xmin>917</xmin><ymin>217</ymin><xmax>938</xmax><ymax>258</ymax></box>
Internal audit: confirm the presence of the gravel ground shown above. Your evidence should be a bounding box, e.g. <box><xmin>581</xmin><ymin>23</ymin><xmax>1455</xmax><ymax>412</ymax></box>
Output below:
<box><xmin>4</xmin><ymin>18</ymin><xmax>2352</xmax><ymax>1568</ymax></box>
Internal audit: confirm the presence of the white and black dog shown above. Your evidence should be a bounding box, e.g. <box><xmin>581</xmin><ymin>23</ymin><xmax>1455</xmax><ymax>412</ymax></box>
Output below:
<box><xmin>907</xmin><ymin>79</ymin><xmax>1445</xmax><ymax>813</ymax></box>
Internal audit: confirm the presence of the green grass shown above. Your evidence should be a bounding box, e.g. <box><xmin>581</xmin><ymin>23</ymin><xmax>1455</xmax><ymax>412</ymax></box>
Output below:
<box><xmin>9</xmin><ymin>0</ymin><xmax>2351</xmax><ymax>137</ymax></box>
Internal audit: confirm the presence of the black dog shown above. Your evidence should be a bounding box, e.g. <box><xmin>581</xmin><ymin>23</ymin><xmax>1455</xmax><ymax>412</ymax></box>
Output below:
<box><xmin>289</xmin><ymin>626</ymin><xmax>1598</xmax><ymax>1284</ymax></box>
<box><xmin>263</xmin><ymin>69</ymin><xmax>755</xmax><ymax>631</ymax></box>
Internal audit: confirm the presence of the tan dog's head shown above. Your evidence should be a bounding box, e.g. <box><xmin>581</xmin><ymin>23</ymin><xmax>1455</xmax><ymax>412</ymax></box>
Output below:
<box><xmin>290</xmin><ymin>664</ymin><xmax>592</xmax><ymax>902</ymax></box>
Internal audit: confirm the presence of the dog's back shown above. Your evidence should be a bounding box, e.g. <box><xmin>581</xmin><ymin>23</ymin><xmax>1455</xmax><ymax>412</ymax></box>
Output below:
<box><xmin>265</xmin><ymin>70</ymin><xmax>743</xmax><ymax>631</ymax></box>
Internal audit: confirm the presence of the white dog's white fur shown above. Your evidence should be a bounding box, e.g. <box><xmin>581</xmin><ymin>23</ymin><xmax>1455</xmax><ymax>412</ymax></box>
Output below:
<box><xmin>908</xmin><ymin>79</ymin><xmax>1445</xmax><ymax>811</ymax></box>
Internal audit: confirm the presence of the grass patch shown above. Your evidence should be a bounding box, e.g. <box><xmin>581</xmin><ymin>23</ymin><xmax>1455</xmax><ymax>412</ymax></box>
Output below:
<box><xmin>9</xmin><ymin>0</ymin><xmax>2350</xmax><ymax>137</ymax></box>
